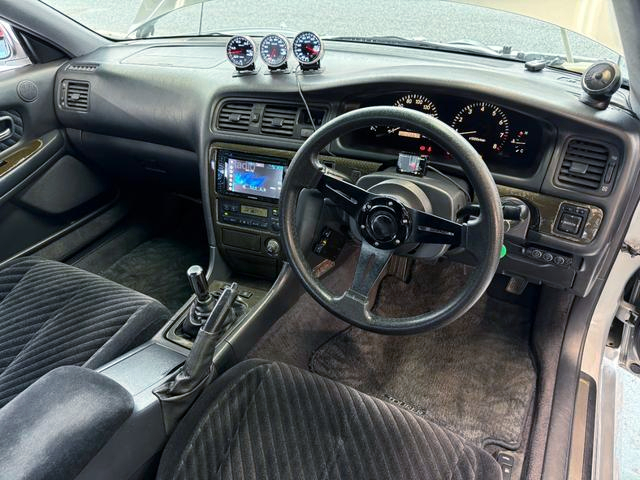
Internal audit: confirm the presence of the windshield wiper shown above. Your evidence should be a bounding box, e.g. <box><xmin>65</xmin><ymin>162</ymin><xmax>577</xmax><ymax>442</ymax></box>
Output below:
<box><xmin>325</xmin><ymin>36</ymin><xmax>504</xmax><ymax>59</ymax></box>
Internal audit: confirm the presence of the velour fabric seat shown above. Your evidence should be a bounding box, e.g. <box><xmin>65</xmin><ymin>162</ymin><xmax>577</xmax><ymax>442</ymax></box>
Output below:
<box><xmin>157</xmin><ymin>359</ymin><xmax>502</xmax><ymax>480</ymax></box>
<box><xmin>0</xmin><ymin>256</ymin><xmax>170</xmax><ymax>408</ymax></box>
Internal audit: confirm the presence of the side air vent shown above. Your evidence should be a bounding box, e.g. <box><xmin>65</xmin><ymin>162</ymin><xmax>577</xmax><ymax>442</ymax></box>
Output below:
<box><xmin>557</xmin><ymin>138</ymin><xmax>619</xmax><ymax>194</ymax></box>
<box><xmin>261</xmin><ymin>104</ymin><xmax>297</xmax><ymax>136</ymax></box>
<box><xmin>60</xmin><ymin>80</ymin><xmax>90</xmax><ymax>112</ymax></box>
<box><xmin>218</xmin><ymin>102</ymin><xmax>253</xmax><ymax>132</ymax></box>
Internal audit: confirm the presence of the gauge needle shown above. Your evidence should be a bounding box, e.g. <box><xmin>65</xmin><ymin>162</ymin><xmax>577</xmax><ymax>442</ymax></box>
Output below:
<box><xmin>305</xmin><ymin>45</ymin><xmax>318</xmax><ymax>55</ymax></box>
<box><xmin>458</xmin><ymin>130</ymin><xmax>477</xmax><ymax>135</ymax></box>
<box><xmin>229</xmin><ymin>50</ymin><xmax>242</xmax><ymax>54</ymax></box>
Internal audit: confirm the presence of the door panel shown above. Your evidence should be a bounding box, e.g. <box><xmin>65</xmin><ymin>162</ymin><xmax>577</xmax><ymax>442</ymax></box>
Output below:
<box><xmin>0</xmin><ymin>32</ymin><xmax>116</xmax><ymax>263</ymax></box>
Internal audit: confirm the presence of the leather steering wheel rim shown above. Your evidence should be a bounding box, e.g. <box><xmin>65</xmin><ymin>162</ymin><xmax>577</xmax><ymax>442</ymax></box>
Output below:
<box><xmin>281</xmin><ymin>106</ymin><xmax>504</xmax><ymax>334</ymax></box>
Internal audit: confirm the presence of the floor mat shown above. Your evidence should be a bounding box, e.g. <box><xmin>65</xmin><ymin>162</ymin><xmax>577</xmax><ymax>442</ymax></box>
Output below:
<box><xmin>250</xmin><ymin>257</ymin><xmax>536</xmax><ymax>450</ymax></box>
<box><xmin>99</xmin><ymin>236</ymin><xmax>208</xmax><ymax>312</ymax></box>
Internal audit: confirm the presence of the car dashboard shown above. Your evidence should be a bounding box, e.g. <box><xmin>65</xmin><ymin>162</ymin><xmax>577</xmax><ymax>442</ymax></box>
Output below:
<box><xmin>52</xmin><ymin>37</ymin><xmax>640</xmax><ymax>297</ymax></box>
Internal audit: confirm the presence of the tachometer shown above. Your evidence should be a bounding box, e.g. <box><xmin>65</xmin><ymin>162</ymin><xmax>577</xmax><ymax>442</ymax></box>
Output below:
<box><xmin>226</xmin><ymin>35</ymin><xmax>256</xmax><ymax>71</ymax></box>
<box><xmin>292</xmin><ymin>31</ymin><xmax>323</xmax><ymax>68</ymax></box>
<box><xmin>451</xmin><ymin>102</ymin><xmax>509</xmax><ymax>157</ymax></box>
<box><xmin>260</xmin><ymin>34</ymin><xmax>290</xmax><ymax>69</ymax></box>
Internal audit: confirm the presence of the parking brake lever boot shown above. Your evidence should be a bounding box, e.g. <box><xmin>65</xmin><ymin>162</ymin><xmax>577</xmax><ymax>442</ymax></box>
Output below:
<box><xmin>154</xmin><ymin>282</ymin><xmax>239</xmax><ymax>433</ymax></box>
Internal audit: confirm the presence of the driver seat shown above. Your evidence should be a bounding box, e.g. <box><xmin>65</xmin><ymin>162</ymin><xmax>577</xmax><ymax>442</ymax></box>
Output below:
<box><xmin>157</xmin><ymin>360</ymin><xmax>501</xmax><ymax>479</ymax></box>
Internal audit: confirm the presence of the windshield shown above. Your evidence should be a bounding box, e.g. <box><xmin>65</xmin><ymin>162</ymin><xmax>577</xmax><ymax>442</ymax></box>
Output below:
<box><xmin>40</xmin><ymin>0</ymin><xmax>625</xmax><ymax>76</ymax></box>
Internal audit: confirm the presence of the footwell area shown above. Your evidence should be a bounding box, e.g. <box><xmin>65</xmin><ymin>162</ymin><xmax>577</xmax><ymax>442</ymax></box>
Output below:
<box><xmin>249</xmin><ymin>256</ymin><xmax>537</xmax><ymax>451</ymax></box>
<box><xmin>70</xmin><ymin>197</ymin><xmax>209</xmax><ymax>313</ymax></box>
<box><xmin>98</xmin><ymin>236</ymin><xmax>208</xmax><ymax>312</ymax></box>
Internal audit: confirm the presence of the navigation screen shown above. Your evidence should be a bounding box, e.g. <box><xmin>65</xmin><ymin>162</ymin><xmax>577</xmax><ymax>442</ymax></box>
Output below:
<box><xmin>226</xmin><ymin>158</ymin><xmax>284</xmax><ymax>199</ymax></box>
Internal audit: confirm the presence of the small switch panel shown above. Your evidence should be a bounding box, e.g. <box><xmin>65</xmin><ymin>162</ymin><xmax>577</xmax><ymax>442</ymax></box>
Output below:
<box><xmin>554</xmin><ymin>203</ymin><xmax>590</xmax><ymax>238</ymax></box>
<box><xmin>525</xmin><ymin>246</ymin><xmax>573</xmax><ymax>268</ymax></box>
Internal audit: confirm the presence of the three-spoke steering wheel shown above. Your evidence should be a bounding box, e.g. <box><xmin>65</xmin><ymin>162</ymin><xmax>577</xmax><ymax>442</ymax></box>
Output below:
<box><xmin>281</xmin><ymin>106</ymin><xmax>504</xmax><ymax>334</ymax></box>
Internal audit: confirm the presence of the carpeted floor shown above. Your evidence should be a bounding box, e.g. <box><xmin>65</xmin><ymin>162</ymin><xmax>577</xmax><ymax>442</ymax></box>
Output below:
<box><xmin>70</xmin><ymin>199</ymin><xmax>209</xmax><ymax>313</ymax></box>
<box><xmin>249</xmin><ymin>254</ymin><xmax>537</xmax><ymax>451</ymax></box>
<box><xmin>98</xmin><ymin>236</ymin><xmax>208</xmax><ymax>312</ymax></box>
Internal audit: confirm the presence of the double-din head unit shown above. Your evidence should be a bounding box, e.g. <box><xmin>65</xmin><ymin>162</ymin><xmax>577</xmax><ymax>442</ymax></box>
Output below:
<box><xmin>215</xmin><ymin>149</ymin><xmax>286</xmax><ymax>203</ymax></box>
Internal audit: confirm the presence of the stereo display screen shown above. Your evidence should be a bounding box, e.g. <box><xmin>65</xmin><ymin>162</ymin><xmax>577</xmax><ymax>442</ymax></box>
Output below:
<box><xmin>226</xmin><ymin>157</ymin><xmax>285</xmax><ymax>200</ymax></box>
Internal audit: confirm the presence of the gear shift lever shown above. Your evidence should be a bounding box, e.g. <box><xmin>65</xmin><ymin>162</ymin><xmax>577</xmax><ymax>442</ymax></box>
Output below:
<box><xmin>183</xmin><ymin>265</ymin><xmax>215</xmax><ymax>338</ymax></box>
<box><xmin>187</xmin><ymin>265</ymin><xmax>210</xmax><ymax>301</ymax></box>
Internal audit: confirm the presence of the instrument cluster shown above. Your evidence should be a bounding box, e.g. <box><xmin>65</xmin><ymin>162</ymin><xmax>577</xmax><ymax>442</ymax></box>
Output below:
<box><xmin>341</xmin><ymin>92</ymin><xmax>546</xmax><ymax>176</ymax></box>
<box><xmin>226</xmin><ymin>32</ymin><xmax>323</xmax><ymax>72</ymax></box>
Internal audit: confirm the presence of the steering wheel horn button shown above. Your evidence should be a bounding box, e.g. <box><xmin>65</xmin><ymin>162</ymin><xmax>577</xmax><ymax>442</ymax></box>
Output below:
<box><xmin>358</xmin><ymin>197</ymin><xmax>410</xmax><ymax>249</ymax></box>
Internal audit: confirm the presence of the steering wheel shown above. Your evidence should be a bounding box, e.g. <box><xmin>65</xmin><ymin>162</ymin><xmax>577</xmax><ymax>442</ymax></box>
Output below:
<box><xmin>281</xmin><ymin>106</ymin><xmax>504</xmax><ymax>334</ymax></box>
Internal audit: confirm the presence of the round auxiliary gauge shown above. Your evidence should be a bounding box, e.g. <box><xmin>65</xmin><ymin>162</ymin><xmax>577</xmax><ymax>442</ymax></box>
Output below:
<box><xmin>260</xmin><ymin>34</ymin><xmax>290</xmax><ymax>69</ymax></box>
<box><xmin>226</xmin><ymin>35</ymin><xmax>256</xmax><ymax>70</ymax></box>
<box><xmin>292</xmin><ymin>31</ymin><xmax>323</xmax><ymax>67</ymax></box>
<box><xmin>582</xmin><ymin>60</ymin><xmax>621</xmax><ymax>96</ymax></box>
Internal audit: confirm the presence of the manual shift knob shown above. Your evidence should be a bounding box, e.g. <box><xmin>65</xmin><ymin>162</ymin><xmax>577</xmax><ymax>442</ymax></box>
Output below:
<box><xmin>187</xmin><ymin>265</ymin><xmax>209</xmax><ymax>301</ymax></box>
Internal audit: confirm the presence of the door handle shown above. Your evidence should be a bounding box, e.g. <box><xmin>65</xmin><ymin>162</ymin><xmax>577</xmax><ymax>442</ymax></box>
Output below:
<box><xmin>0</xmin><ymin>116</ymin><xmax>14</xmax><ymax>143</ymax></box>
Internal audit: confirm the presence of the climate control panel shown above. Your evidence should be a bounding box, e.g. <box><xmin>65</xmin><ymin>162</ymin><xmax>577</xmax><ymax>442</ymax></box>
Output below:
<box><xmin>218</xmin><ymin>200</ymin><xmax>281</xmax><ymax>233</ymax></box>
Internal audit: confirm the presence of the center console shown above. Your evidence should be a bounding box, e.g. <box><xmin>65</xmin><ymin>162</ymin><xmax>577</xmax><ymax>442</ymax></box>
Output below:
<box><xmin>211</xmin><ymin>144</ymin><xmax>293</xmax><ymax>278</ymax></box>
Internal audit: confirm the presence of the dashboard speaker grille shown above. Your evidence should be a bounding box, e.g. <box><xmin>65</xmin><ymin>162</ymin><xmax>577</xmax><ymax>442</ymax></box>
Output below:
<box><xmin>218</xmin><ymin>102</ymin><xmax>252</xmax><ymax>131</ymax></box>
<box><xmin>557</xmin><ymin>139</ymin><xmax>617</xmax><ymax>193</ymax></box>
<box><xmin>61</xmin><ymin>80</ymin><xmax>90</xmax><ymax>112</ymax></box>
<box><xmin>261</xmin><ymin>105</ymin><xmax>297</xmax><ymax>136</ymax></box>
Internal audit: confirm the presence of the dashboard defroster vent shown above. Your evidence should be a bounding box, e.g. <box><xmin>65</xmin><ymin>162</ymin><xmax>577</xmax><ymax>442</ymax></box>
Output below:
<box><xmin>67</xmin><ymin>63</ymin><xmax>98</xmax><ymax>72</ymax></box>
<box><xmin>218</xmin><ymin>102</ymin><xmax>253</xmax><ymax>132</ymax></box>
<box><xmin>60</xmin><ymin>80</ymin><xmax>90</xmax><ymax>112</ymax></box>
<box><xmin>557</xmin><ymin>139</ymin><xmax>618</xmax><ymax>194</ymax></box>
<box><xmin>261</xmin><ymin>104</ymin><xmax>297</xmax><ymax>136</ymax></box>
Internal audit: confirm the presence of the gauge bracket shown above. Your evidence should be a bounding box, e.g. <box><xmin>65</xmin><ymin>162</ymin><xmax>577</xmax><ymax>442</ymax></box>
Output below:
<box><xmin>267</xmin><ymin>63</ymin><xmax>289</xmax><ymax>72</ymax></box>
<box><xmin>300</xmin><ymin>62</ymin><xmax>321</xmax><ymax>72</ymax></box>
<box><xmin>232</xmin><ymin>65</ymin><xmax>260</xmax><ymax>77</ymax></box>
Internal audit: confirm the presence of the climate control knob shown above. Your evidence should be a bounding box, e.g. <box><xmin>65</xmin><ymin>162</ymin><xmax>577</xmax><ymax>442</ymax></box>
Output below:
<box><xmin>266</xmin><ymin>239</ymin><xmax>281</xmax><ymax>256</ymax></box>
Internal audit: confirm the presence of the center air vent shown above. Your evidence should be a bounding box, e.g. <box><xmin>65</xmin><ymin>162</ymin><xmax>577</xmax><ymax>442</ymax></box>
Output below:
<box><xmin>218</xmin><ymin>102</ymin><xmax>253</xmax><ymax>132</ymax></box>
<box><xmin>60</xmin><ymin>80</ymin><xmax>90</xmax><ymax>112</ymax></box>
<box><xmin>261</xmin><ymin>105</ymin><xmax>297</xmax><ymax>136</ymax></box>
<box><xmin>557</xmin><ymin>138</ymin><xmax>618</xmax><ymax>194</ymax></box>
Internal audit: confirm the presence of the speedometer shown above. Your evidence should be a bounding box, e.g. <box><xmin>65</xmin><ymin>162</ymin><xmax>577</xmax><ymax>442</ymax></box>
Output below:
<box><xmin>394</xmin><ymin>94</ymin><xmax>438</xmax><ymax>117</ymax></box>
<box><xmin>451</xmin><ymin>102</ymin><xmax>509</xmax><ymax>158</ymax></box>
<box><xmin>371</xmin><ymin>94</ymin><xmax>438</xmax><ymax>138</ymax></box>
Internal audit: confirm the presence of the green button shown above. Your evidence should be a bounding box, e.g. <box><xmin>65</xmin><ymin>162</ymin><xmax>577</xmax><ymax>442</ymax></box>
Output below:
<box><xmin>500</xmin><ymin>245</ymin><xmax>507</xmax><ymax>258</ymax></box>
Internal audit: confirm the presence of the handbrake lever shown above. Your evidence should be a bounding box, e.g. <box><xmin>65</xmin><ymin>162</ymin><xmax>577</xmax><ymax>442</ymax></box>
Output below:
<box><xmin>170</xmin><ymin>282</ymin><xmax>239</xmax><ymax>392</ymax></box>
<box><xmin>154</xmin><ymin>283</ymin><xmax>239</xmax><ymax>432</ymax></box>
<box><xmin>200</xmin><ymin>282</ymin><xmax>239</xmax><ymax>335</ymax></box>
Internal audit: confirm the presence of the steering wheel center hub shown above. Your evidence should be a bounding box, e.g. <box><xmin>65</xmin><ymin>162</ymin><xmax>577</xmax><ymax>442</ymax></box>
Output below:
<box><xmin>369</xmin><ymin>211</ymin><xmax>398</xmax><ymax>240</ymax></box>
<box><xmin>358</xmin><ymin>197</ymin><xmax>410</xmax><ymax>249</ymax></box>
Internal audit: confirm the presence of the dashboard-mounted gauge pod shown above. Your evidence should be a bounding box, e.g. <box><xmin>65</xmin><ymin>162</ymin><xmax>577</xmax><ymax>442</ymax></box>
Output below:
<box><xmin>580</xmin><ymin>60</ymin><xmax>622</xmax><ymax>110</ymax></box>
<box><xmin>292</xmin><ymin>31</ymin><xmax>323</xmax><ymax>71</ymax></box>
<box><xmin>226</xmin><ymin>35</ymin><xmax>257</xmax><ymax>72</ymax></box>
<box><xmin>260</xmin><ymin>34</ymin><xmax>290</xmax><ymax>70</ymax></box>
